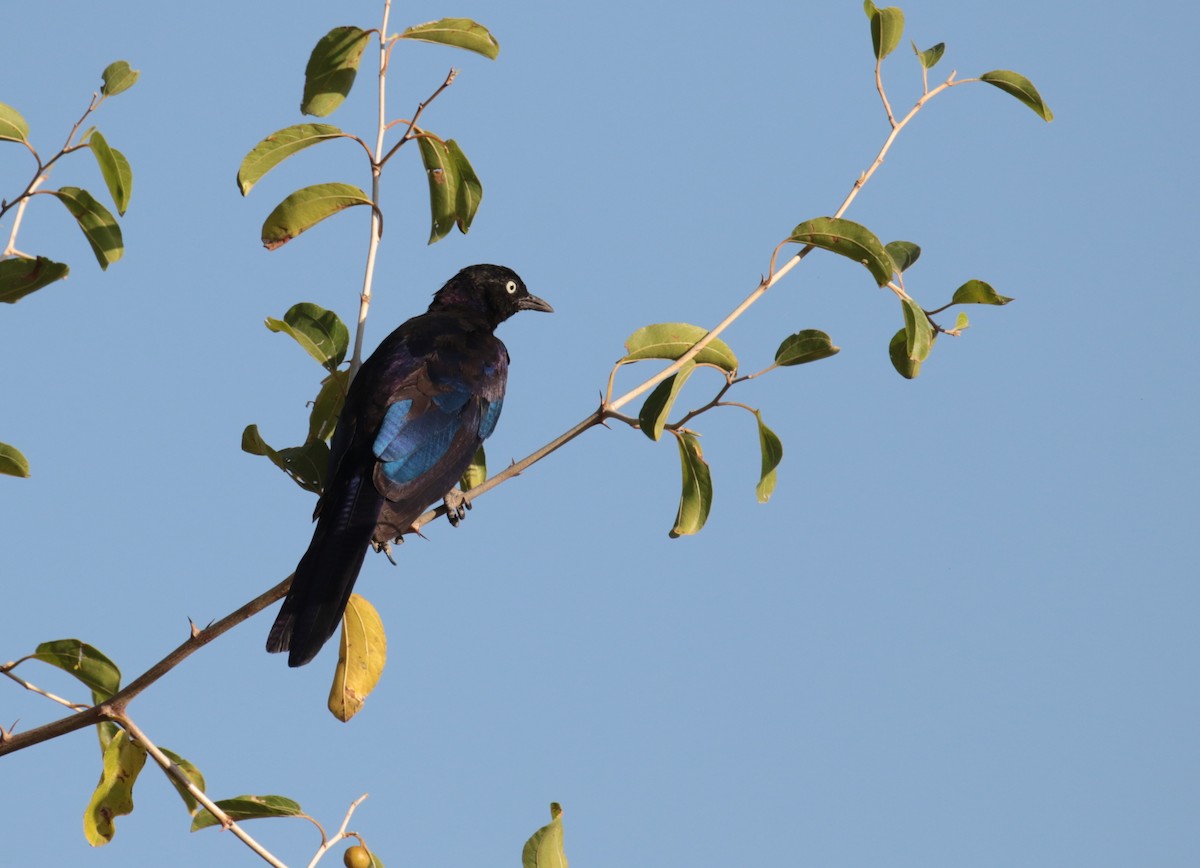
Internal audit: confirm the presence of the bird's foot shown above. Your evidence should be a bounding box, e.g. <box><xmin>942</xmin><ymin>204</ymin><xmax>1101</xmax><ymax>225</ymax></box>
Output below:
<box><xmin>443</xmin><ymin>488</ymin><xmax>473</xmax><ymax>527</ymax></box>
<box><xmin>372</xmin><ymin>538</ymin><xmax>400</xmax><ymax>565</ymax></box>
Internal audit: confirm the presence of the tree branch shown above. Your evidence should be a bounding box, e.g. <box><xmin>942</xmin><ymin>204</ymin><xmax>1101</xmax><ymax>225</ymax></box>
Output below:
<box><xmin>0</xmin><ymin>576</ymin><xmax>291</xmax><ymax>757</ymax></box>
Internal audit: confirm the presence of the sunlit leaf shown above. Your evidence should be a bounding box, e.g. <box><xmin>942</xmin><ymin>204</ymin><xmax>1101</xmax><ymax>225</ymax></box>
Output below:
<box><xmin>0</xmin><ymin>256</ymin><xmax>70</xmax><ymax>303</ymax></box>
<box><xmin>754</xmin><ymin>412</ymin><xmax>783</xmax><ymax>504</ymax></box>
<box><xmin>242</xmin><ymin>425</ymin><xmax>330</xmax><ymax>494</ymax></box>
<box><xmin>522</xmin><ymin>803</ymin><xmax>568</xmax><ymax>868</ymax></box>
<box><xmin>865</xmin><ymin>2</ymin><xmax>905</xmax><ymax>60</ymax></box>
<box><xmin>955</xmin><ymin>311</ymin><xmax>970</xmax><ymax>331</ymax></box>
<box><xmin>773</xmin><ymin>329</ymin><xmax>840</xmax><ymax>367</ymax></box>
<box><xmin>302</xmin><ymin>27</ymin><xmax>372</xmax><ymax>117</ymax></box>
<box><xmin>901</xmin><ymin>297</ymin><xmax>933</xmax><ymax>362</ymax></box>
<box><xmin>670</xmin><ymin>431</ymin><xmax>712</xmax><ymax>538</ymax></box>
<box><xmin>980</xmin><ymin>70</ymin><xmax>1054</xmax><ymax>121</ymax></box>
<box><xmin>32</xmin><ymin>639</ymin><xmax>121</xmax><ymax>698</ymax></box>
<box><xmin>398</xmin><ymin>18</ymin><xmax>500</xmax><ymax>59</ymax></box>
<box><xmin>328</xmin><ymin>594</ymin><xmax>387</xmax><ymax>722</ymax></box>
<box><xmin>0</xmin><ymin>102</ymin><xmax>30</xmax><ymax>143</ymax></box>
<box><xmin>265</xmin><ymin>301</ymin><xmax>349</xmax><ymax>370</ymax></box>
<box><xmin>47</xmin><ymin>187</ymin><xmax>123</xmax><ymax>269</ymax></box>
<box><xmin>417</xmin><ymin>135</ymin><xmax>458</xmax><ymax>243</ymax></box>
<box><xmin>787</xmin><ymin>217</ymin><xmax>894</xmax><ymax>287</ymax></box>
<box><xmin>950</xmin><ymin>279</ymin><xmax>1013</xmax><ymax>306</ymax></box>
<box><xmin>160</xmin><ymin>748</ymin><xmax>207</xmax><ymax>816</ymax></box>
<box><xmin>95</xmin><ymin>717</ymin><xmax>119</xmax><ymax>755</ymax></box>
<box><xmin>460</xmin><ymin>445</ymin><xmax>486</xmax><ymax>491</ymax></box>
<box><xmin>447</xmin><ymin>139</ymin><xmax>482</xmax><ymax>233</ymax></box>
<box><xmin>889</xmin><ymin>327</ymin><xmax>936</xmax><ymax>379</ymax></box>
<box><xmin>191</xmin><ymin>795</ymin><xmax>304</xmax><ymax>832</ymax></box>
<box><xmin>622</xmin><ymin>323</ymin><xmax>738</xmax><ymax>372</ymax></box>
<box><xmin>237</xmin><ymin>124</ymin><xmax>346</xmax><ymax>195</ymax></box>
<box><xmin>309</xmin><ymin>370</ymin><xmax>349</xmax><ymax>444</ymax></box>
<box><xmin>100</xmin><ymin>61</ymin><xmax>139</xmax><ymax>97</ymax></box>
<box><xmin>0</xmin><ymin>441</ymin><xmax>31</xmax><ymax>477</ymax></box>
<box><xmin>912</xmin><ymin>40</ymin><xmax>945</xmax><ymax>69</ymax></box>
<box><xmin>638</xmin><ymin>362</ymin><xmax>695</xmax><ymax>442</ymax></box>
<box><xmin>261</xmin><ymin>182</ymin><xmax>372</xmax><ymax>250</ymax></box>
<box><xmin>88</xmin><ymin>131</ymin><xmax>132</xmax><ymax>215</ymax></box>
<box><xmin>884</xmin><ymin>240</ymin><xmax>920</xmax><ymax>273</ymax></box>
<box><xmin>84</xmin><ymin>730</ymin><xmax>147</xmax><ymax>846</ymax></box>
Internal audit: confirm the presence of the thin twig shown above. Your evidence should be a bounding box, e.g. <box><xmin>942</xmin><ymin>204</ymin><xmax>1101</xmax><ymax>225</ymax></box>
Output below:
<box><xmin>0</xmin><ymin>668</ymin><xmax>90</xmax><ymax>711</ymax></box>
<box><xmin>875</xmin><ymin>59</ymin><xmax>897</xmax><ymax>127</ymax></box>
<box><xmin>349</xmin><ymin>0</ymin><xmax>394</xmax><ymax>378</ymax></box>
<box><xmin>306</xmin><ymin>794</ymin><xmax>370</xmax><ymax>868</ymax></box>
<box><xmin>116</xmin><ymin>713</ymin><xmax>288</xmax><ymax>868</ymax></box>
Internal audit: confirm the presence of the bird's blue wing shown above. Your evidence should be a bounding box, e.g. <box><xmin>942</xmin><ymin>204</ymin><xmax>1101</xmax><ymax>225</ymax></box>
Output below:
<box><xmin>373</xmin><ymin>394</ymin><xmax>467</xmax><ymax>486</ymax></box>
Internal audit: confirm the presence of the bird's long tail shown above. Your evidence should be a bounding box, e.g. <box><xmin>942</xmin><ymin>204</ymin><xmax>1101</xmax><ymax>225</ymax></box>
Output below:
<box><xmin>267</xmin><ymin>472</ymin><xmax>384</xmax><ymax>667</ymax></box>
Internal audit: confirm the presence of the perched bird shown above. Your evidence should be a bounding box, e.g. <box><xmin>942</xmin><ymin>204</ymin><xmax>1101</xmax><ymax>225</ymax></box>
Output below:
<box><xmin>267</xmin><ymin>264</ymin><xmax>553</xmax><ymax>666</ymax></box>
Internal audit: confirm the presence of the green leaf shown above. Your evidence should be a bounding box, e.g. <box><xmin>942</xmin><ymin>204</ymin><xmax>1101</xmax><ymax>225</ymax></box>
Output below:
<box><xmin>884</xmin><ymin>240</ymin><xmax>920</xmax><ymax>273</ymax></box>
<box><xmin>0</xmin><ymin>256</ymin><xmax>70</xmax><ymax>303</ymax></box>
<box><xmin>328</xmin><ymin>594</ymin><xmax>387</xmax><ymax>723</ymax></box>
<box><xmin>787</xmin><ymin>217</ymin><xmax>894</xmax><ymax>287</ymax></box>
<box><xmin>950</xmin><ymin>279</ymin><xmax>1013</xmax><ymax>306</ymax></box>
<box><xmin>447</xmin><ymin>139</ymin><xmax>482</xmax><ymax>233</ymax></box>
<box><xmin>191</xmin><ymin>795</ymin><xmax>304</xmax><ymax>832</ymax></box>
<box><xmin>84</xmin><ymin>730</ymin><xmax>147</xmax><ymax>846</ymax></box>
<box><xmin>89</xmin><ymin>131</ymin><xmax>132</xmax><ymax>215</ymax></box>
<box><xmin>0</xmin><ymin>102</ymin><xmax>29</xmax><ymax>143</ymax></box>
<box><xmin>47</xmin><ymin>187</ymin><xmax>123</xmax><ymax>269</ymax></box>
<box><xmin>773</xmin><ymin>329</ymin><xmax>840</xmax><ymax>367</ymax></box>
<box><xmin>754</xmin><ymin>412</ymin><xmax>783</xmax><ymax>504</ymax></box>
<box><xmin>160</xmin><ymin>748</ymin><xmax>207</xmax><ymax>816</ymax></box>
<box><xmin>670</xmin><ymin>431</ymin><xmax>712</xmax><ymax>538</ymax></box>
<box><xmin>913</xmin><ymin>41</ymin><xmax>945</xmax><ymax>69</ymax></box>
<box><xmin>955</xmin><ymin>311</ymin><xmax>970</xmax><ymax>331</ymax></box>
<box><xmin>398</xmin><ymin>18</ymin><xmax>500</xmax><ymax>60</ymax></box>
<box><xmin>32</xmin><ymin>639</ymin><xmax>121</xmax><ymax>698</ymax></box>
<box><xmin>460</xmin><ymin>445</ymin><xmax>487</xmax><ymax>491</ymax></box>
<box><xmin>638</xmin><ymin>361</ymin><xmax>695</xmax><ymax>442</ymax></box>
<box><xmin>95</xmin><ymin>717</ymin><xmax>119</xmax><ymax>755</ymax></box>
<box><xmin>417</xmin><ymin>135</ymin><xmax>458</xmax><ymax>243</ymax></box>
<box><xmin>0</xmin><ymin>441</ymin><xmax>31</xmax><ymax>477</ymax></box>
<box><xmin>888</xmin><ymin>327</ymin><xmax>922</xmax><ymax>379</ymax></box>
<box><xmin>237</xmin><ymin>124</ymin><xmax>346</xmax><ymax>195</ymax></box>
<box><xmin>622</xmin><ymin>323</ymin><xmax>738</xmax><ymax>372</ymax></box>
<box><xmin>980</xmin><ymin>70</ymin><xmax>1054</xmax><ymax>121</ymax></box>
<box><xmin>265</xmin><ymin>302</ymin><xmax>349</xmax><ymax>370</ymax></box>
<box><xmin>900</xmin><ymin>297</ymin><xmax>933</xmax><ymax>362</ymax></box>
<box><xmin>309</xmin><ymin>370</ymin><xmax>349</xmax><ymax>444</ymax></box>
<box><xmin>261</xmin><ymin>182</ymin><xmax>372</xmax><ymax>250</ymax></box>
<box><xmin>867</xmin><ymin>4</ymin><xmax>905</xmax><ymax>60</ymax></box>
<box><xmin>522</xmin><ymin>804</ymin><xmax>568</xmax><ymax>868</ymax></box>
<box><xmin>100</xmin><ymin>61</ymin><xmax>139</xmax><ymax>97</ymax></box>
<box><xmin>302</xmin><ymin>27</ymin><xmax>372</xmax><ymax>117</ymax></box>
<box><xmin>242</xmin><ymin>425</ymin><xmax>330</xmax><ymax>494</ymax></box>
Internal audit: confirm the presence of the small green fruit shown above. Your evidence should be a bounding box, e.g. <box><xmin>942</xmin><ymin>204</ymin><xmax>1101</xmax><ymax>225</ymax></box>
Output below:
<box><xmin>344</xmin><ymin>844</ymin><xmax>372</xmax><ymax>868</ymax></box>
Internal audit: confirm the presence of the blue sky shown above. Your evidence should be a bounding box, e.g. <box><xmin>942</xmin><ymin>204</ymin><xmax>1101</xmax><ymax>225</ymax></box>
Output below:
<box><xmin>3</xmin><ymin>2</ymin><xmax>1196</xmax><ymax>866</ymax></box>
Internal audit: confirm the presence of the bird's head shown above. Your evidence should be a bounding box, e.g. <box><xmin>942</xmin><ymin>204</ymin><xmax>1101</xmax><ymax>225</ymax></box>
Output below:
<box><xmin>430</xmin><ymin>264</ymin><xmax>554</xmax><ymax>325</ymax></box>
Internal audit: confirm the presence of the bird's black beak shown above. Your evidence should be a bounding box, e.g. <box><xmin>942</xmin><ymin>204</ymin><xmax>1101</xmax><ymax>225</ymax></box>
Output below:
<box><xmin>519</xmin><ymin>294</ymin><xmax>554</xmax><ymax>313</ymax></box>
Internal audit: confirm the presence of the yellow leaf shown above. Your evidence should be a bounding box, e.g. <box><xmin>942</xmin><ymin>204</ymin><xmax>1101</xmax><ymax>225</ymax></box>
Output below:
<box><xmin>327</xmin><ymin>594</ymin><xmax>387</xmax><ymax>722</ymax></box>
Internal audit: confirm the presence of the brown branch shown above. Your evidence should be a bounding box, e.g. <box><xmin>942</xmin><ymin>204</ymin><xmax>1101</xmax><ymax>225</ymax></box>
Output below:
<box><xmin>0</xmin><ymin>576</ymin><xmax>291</xmax><ymax>757</ymax></box>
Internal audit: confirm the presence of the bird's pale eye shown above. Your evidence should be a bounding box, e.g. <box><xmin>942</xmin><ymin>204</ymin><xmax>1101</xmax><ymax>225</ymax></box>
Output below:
<box><xmin>505</xmin><ymin>280</ymin><xmax>518</xmax><ymax>294</ymax></box>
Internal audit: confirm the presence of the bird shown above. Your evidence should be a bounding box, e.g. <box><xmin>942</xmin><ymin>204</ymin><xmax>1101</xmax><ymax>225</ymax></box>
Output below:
<box><xmin>267</xmin><ymin>264</ymin><xmax>553</xmax><ymax>667</ymax></box>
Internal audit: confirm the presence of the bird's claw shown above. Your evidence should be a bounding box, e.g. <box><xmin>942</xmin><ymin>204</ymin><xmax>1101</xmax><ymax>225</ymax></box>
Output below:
<box><xmin>443</xmin><ymin>489</ymin><xmax>472</xmax><ymax>527</ymax></box>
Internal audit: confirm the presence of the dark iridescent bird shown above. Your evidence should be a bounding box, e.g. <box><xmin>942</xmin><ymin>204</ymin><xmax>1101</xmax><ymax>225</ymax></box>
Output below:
<box><xmin>267</xmin><ymin>264</ymin><xmax>553</xmax><ymax>666</ymax></box>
